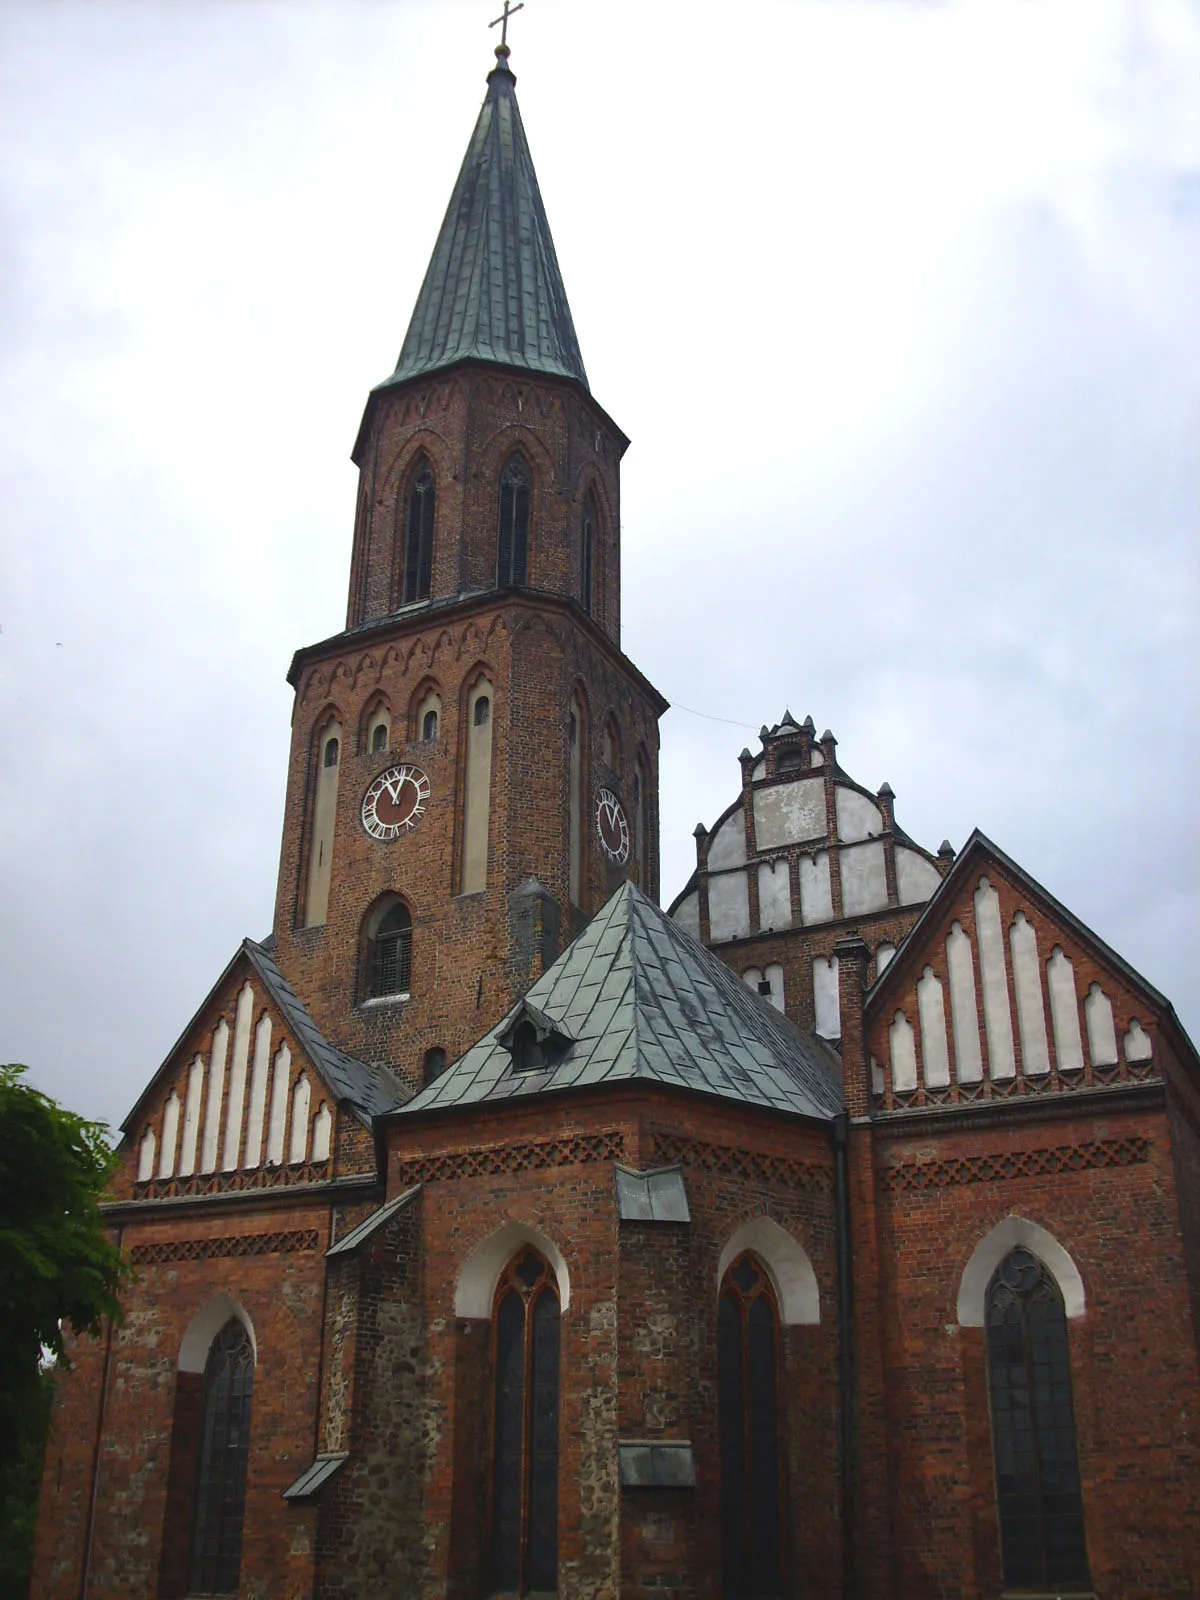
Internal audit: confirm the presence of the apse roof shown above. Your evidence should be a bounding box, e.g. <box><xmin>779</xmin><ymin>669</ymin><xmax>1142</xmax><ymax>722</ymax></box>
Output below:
<box><xmin>390</xmin><ymin>880</ymin><xmax>844</xmax><ymax>1123</ymax></box>
<box><xmin>378</xmin><ymin>46</ymin><xmax>587</xmax><ymax>394</ymax></box>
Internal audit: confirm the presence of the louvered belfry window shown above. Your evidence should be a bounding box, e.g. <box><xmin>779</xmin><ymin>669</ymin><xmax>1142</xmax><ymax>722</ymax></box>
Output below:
<box><xmin>491</xmin><ymin>1248</ymin><xmax>560</xmax><ymax>1595</ymax></box>
<box><xmin>718</xmin><ymin>1254</ymin><xmax>783</xmax><ymax>1598</ymax></box>
<box><xmin>189</xmin><ymin>1318</ymin><xmax>254</xmax><ymax>1596</ymax></box>
<box><xmin>403</xmin><ymin>457</ymin><xmax>435</xmax><ymax>603</ymax></box>
<box><xmin>497</xmin><ymin>455</ymin><xmax>530</xmax><ymax>587</ymax></box>
<box><xmin>371</xmin><ymin>902</ymin><xmax>412</xmax><ymax>997</ymax></box>
<box><xmin>986</xmin><ymin>1247</ymin><xmax>1090</xmax><ymax>1590</ymax></box>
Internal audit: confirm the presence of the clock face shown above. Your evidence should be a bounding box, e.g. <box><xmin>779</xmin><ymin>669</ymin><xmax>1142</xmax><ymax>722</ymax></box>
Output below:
<box><xmin>361</xmin><ymin>765</ymin><xmax>430</xmax><ymax>841</ymax></box>
<box><xmin>595</xmin><ymin>788</ymin><xmax>630</xmax><ymax>864</ymax></box>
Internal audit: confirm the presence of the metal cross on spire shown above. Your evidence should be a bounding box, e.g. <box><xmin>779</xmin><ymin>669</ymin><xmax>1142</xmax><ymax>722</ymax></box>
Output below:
<box><xmin>489</xmin><ymin>0</ymin><xmax>524</xmax><ymax>51</ymax></box>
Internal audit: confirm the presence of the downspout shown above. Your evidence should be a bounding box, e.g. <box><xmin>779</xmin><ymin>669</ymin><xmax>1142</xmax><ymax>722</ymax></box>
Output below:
<box><xmin>80</xmin><ymin>1221</ymin><xmax>121</xmax><ymax>1600</ymax></box>
<box><xmin>833</xmin><ymin>1114</ymin><xmax>855</xmax><ymax>1600</ymax></box>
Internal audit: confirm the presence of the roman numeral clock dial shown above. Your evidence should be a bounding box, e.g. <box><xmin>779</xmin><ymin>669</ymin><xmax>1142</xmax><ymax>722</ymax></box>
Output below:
<box><xmin>361</xmin><ymin>765</ymin><xmax>430</xmax><ymax>841</ymax></box>
<box><xmin>595</xmin><ymin>787</ymin><xmax>630</xmax><ymax>865</ymax></box>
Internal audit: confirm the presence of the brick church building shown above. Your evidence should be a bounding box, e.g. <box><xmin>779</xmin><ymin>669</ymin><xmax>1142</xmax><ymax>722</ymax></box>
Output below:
<box><xmin>33</xmin><ymin>36</ymin><xmax>1200</xmax><ymax>1600</ymax></box>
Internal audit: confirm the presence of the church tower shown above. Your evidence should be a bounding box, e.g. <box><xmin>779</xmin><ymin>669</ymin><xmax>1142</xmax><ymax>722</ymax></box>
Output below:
<box><xmin>270</xmin><ymin>41</ymin><xmax>667</xmax><ymax>1089</ymax></box>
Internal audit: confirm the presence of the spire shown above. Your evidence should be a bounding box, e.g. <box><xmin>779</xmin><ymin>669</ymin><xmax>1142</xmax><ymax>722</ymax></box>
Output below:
<box><xmin>380</xmin><ymin>44</ymin><xmax>588</xmax><ymax>393</ymax></box>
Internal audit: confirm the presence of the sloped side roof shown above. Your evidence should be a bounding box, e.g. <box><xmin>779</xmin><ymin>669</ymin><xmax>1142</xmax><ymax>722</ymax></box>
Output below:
<box><xmin>391</xmin><ymin>881</ymin><xmax>844</xmax><ymax>1123</ymax></box>
<box><xmin>243</xmin><ymin>941</ymin><xmax>405</xmax><ymax>1126</ymax></box>
<box><xmin>379</xmin><ymin>50</ymin><xmax>587</xmax><ymax>393</ymax></box>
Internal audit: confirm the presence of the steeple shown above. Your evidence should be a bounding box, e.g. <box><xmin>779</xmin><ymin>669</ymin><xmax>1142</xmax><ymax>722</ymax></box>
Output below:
<box><xmin>379</xmin><ymin>43</ymin><xmax>588</xmax><ymax>393</ymax></box>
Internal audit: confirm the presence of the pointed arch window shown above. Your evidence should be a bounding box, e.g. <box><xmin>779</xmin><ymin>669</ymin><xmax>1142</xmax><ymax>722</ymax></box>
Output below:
<box><xmin>718</xmin><ymin>1253</ymin><xmax>783</xmax><ymax>1598</ymax></box>
<box><xmin>189</xmin><ymin>1318</ymin><xmax>254</xmax><ymax>1595</ymax></box>
<box><xmin>986</xmin><ymin>1247</ymin><xmax>1089</xmax><ymax>1591</ymax></box>
<box><xmin>365</xmin><ymin>900</ymin><xmax>412</xmax><ymax>999</ymax></box>
<box><xmin>497</xmin><ymin>455</ymin><xmax>530</xmax><ymax>588</ymax></box>
<box><xmin>403</xmin><ymin>457</ymin><xmax>436</xmax><ymax>604</ymax></box>
<box><xmin>491</xmin><ymin>1247</ymin><xmax>560</xmax><ymax>1596</ymax></box>
<box><xmin>580</xmin><ymin>494</ymin><xmax>595</xmax><ymax>615</ymax></box>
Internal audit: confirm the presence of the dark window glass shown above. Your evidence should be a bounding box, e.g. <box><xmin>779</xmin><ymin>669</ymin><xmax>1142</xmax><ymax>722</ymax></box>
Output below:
<box><xmin>423</xmin><ymin>1046</ymin><xmax>447</xmax><ymax>1085</ymax></box>
<box><xmin>371</xmin><ymin>902</ymin><xmax>412</xmax><ymax>997</ymax></box>
<box><xmin>987</xmin><ymin>1247</ymin><xmax>1089</xmax><ymax>1591</ymax></box>
<box><xmin>581</xmin><ymin>498</ymin><xmax>594</xmax><ymax>615</ymax></box>
<box><xmin>423</xmin><ymin>709</ymin><xmax>439</xmax><ymax>741</ymax></box>
<box><xmin>371</xmin><ymin>722</ymin><xmax>388</xmax><ymax>753</ymax></box>
<box><xmin>189</xmin><ymin>1318</ymin><xmax>254</xmax><ymax>1596</ymax></box>
<box><xmin>511</xmin><ymin>1020</ymin><xmax>545</xmax><ymax>1073</ymax></box>
<box><xmin>719</xmin><ymin>1254</ymin><xmax>783</xmax><ymax>1597</ymax></box>
<box><xmin>497</xmin><ymin>456</ymin><xmax>530</xmax><ymax>587</ymax></box>
<box><xmin>491</xmin><ymin>1249</ymin><xmax>560</xmax><ymax>1596</ymax></box>
<box><xmin>404</xmin><ymin>459</ymin><xmax>435</xmax><ymax>603</ymax></box>
<box><xmin>474</xmin><ymin>696</ymin><xmax>491</xmax><ymax>729</ymax></box>
<box><xmin>323</xmin><ymin>736</ymin><xmax>339</xmax><ymax>768</ymax></box>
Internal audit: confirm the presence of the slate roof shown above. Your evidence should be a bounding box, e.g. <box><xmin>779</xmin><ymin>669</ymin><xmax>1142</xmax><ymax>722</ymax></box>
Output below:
<box><xmin>377</xmin><ymin>47</ymin><xmax>588</xmax><ymax>393</ymax></box>
<box><xmin>390</xmin><ymin>881</ymin><xmax>845</xmax><ymax>1123</ymax></box>
<box><xmin>243</xmin><ymin>940</ymin><xmax>405</xmax><ymax>1127</ymax></box>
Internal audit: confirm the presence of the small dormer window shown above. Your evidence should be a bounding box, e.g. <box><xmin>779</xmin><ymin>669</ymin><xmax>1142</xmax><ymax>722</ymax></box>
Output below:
<box><xmin>499</xmin><ymin>1002</ymin><xmax>574</xmax><ymax>1075</ymax></box>
<box><xmin>511</xmin><ymin>1019</ymin><xmax>545</xmax><ymax>1073</ymax></box>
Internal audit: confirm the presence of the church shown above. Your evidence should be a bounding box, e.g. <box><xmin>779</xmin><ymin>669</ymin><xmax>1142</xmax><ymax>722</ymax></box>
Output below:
<box><xmin>33</xmin><ymin>32</ymin><xmax>1200</xmax><ymax>1600</ymax></box>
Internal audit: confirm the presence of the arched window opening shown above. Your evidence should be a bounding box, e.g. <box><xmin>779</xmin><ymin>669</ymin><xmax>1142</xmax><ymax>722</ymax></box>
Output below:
<box><xmin>305</xmin><ymin>718</ymin><xmax>343</xmax><ymax>927</ymax></box>
<box><xmin>189</xmin><ymin>1318</ymin><xmax>254</xmax><ymax>1596</ymax></box>
<box><xmin>366</xmin><ymin>900</ymin><xmax>413</xmax><ymax>999</ymax></box>
<box><xmin>372</xmin><ymin>722</ymin><xmax>388</xmax><ymax>753</ymax></box>
<box><xmin>423</xmin><ymin>1047</ymin><xmax>447</xmax><ymax>1086</ymax></box>
<box><xmin>633</xmin><ymin>762</ymin><xmax>649</xmax><ymax>888</ymax></box>
<box><xmin>403</xmin><ymin>457</ymin><xmax>435</xmax><ymax>604</ymax></box>
<box><xmin>491</xmin><ymin>1248</ymin><xmax>560</xmax><ymax>1596</ymax></box>
<box><xmin>497</xmin><ymin>455</ymin><xmax>530</xmax><ymax>587</ymax></box>
<box><xmin>511</xmin><ymin>1020</ymin><xmax>545</xmax><ymax>1073</ymax></box>
<box><xmin>580</xmin><ymin>495</ymin><xmax>595</xmax><ymax>615</ymax></box>
<box><xmin>986</xmin><ymin>1247</ymin><xmax>1089</xmax><ymax>1591</ymax></box>
<box><xmin>462</xmin><ymin>678</ymin><xmax>494</xmax><ymax>894</ymax></box>
<box><xmin>568</xmin><ymin>694</ymin><xmax>584</xmax><ymax>906</ymax></box>
<box><xmin>719</xmin><ymin>1253</ymin><xmax>783</xmax><ymax>1598</ymax></box>
<box><xmin>413</xmin><ymin>685</ymin><xmax>441</xmax><ymax>744</ymax></box>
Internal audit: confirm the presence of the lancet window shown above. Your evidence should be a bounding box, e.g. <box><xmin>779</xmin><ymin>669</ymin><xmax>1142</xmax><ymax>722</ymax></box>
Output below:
<box><xmin>403</xmin><ymin>456</ymin><xmax>435</xmax><ymax>604</ymax></box>
<box><xmin>986</xmin><ymin>1247</ymin><xmax>1089</xmax><ymax>1591</ymax></box>
<box><xmin>497</xmin><ymin>454</ymin><xmax>530</xmax><ymax>587</ymax></box>
<box><xmin>718</xmin><ymin>1253</ymin><xmax>783</xmax><ymax>1597</ymax></box>
<box><xmin>364</xmin><ymin>899</ymin><xmax>413</xmax><ymax>999</ymax></box>
<box><xmin>580</xmin><ymin>494</ymin><xmax>595</xmax><ymax>615</ymax></box>
<box><xmin>491</xmin><ymin>1247</ymin><xmax>560</xmax><ymax>1595</ymax></box>
<box><xmin>189</xmin><ymin>1318</ymin><xmax>254</xmax><ymax>1595</ymax></box>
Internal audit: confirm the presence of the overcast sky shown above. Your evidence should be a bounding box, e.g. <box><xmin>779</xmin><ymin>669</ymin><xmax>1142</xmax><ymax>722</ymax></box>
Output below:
<box><xmin>1</xmin><ymin>0</ymin><xmax>1196</xmax><ymax>1132</ymax></box>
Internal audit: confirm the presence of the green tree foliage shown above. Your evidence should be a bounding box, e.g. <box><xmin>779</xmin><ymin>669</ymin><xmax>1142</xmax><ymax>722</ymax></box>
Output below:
<box><xmin>0</xmin><ymin>1065</ymin><xmax>130</xmax><ymax>1591</ymax></box>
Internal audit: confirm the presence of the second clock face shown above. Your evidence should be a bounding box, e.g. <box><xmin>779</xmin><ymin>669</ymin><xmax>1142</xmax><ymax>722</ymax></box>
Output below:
<box><xmin>362</xmin><ymin>765</ymin><xmax>430</xmax><ymax>841</ymax></box>
<box><xmin>595</xmin><ymin>788</ymin><xmax>630</xmax><ymax>864</ymax></box>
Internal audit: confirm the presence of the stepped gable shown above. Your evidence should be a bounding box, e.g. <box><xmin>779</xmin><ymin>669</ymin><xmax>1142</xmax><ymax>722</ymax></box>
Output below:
<box><xmin>379</xmin><ymin>43</ymin><xmax>587</xmax><ymax>394</ymax></box>
<box><xmin>389</xmin><ymin>879</ymin><xmax>845</xmax><ymax>1122</ymax></box>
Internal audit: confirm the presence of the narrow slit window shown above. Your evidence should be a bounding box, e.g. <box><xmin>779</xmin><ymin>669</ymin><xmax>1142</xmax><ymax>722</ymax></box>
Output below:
<box><xmin>403</xmin><ymin>458</ymin><xmax>435</xmax><ymax>604</ymax></box>
<box><xmin>323</xmin><ymin>736</ymin><xmax>339</xmax><ymax>768</ymax></box>
<box><xmin>581</xmin><ymin>496</ymin><xmax>595</xmax><ymax>615</ymax></box>
<box><xmin>371</xmin><ymin>722</ymin><xmax>388</xmax><ymax>753</ymax></box>
<box><xmin>497</xmin><ymin>456</ymin><xmax>530</xmax><ymax>587</ymax></box>
<box><xmin>423</xmin><ymin>709</ymin><xmax>439</xmax><ymax>741</ymax></box>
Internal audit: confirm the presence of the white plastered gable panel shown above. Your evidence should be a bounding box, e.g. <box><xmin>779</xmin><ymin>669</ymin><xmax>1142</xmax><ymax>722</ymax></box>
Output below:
<box><xmin>122</xmin><ymin>940</ymin><xmax>399</xmax><ymax>1191</ymax></box>
<box><xmin>865</xmin><ymin>830</ymin><xmax>1178</xmax><ymax>1104</ymax></box>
